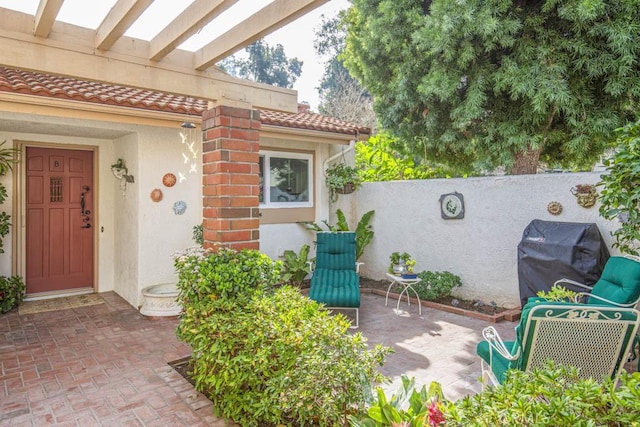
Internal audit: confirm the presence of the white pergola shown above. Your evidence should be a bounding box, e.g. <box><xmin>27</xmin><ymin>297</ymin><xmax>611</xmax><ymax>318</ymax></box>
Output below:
<box><xmin>0</xmin><ymin>0</ymin><xmax>329</xmax><ymax>112</ymax></box>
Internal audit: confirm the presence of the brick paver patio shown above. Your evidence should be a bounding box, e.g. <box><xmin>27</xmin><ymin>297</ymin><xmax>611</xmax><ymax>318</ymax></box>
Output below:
<box><xmin>1</xmin><ymin>291</ymin><xmax>515</xmax><ymax>426</ymax></box>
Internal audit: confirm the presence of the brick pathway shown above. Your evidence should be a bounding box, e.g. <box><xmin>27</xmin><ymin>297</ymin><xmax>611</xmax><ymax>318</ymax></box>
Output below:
<box><xmin>1</xmin><ymin>291</ymin><xmax>516</xmax><ymax>425</ymax></box>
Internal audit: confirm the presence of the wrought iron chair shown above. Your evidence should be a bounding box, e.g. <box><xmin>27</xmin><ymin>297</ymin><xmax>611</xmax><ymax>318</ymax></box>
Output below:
<box><xmin>309</xmin><ymin>232</ymin><xmax>361</xmax><ymax>328</ymax></box>
<box><xmin>476</xmin><ymin>301</ymin><xmax>640</xmax><ymax>388</ymax></box>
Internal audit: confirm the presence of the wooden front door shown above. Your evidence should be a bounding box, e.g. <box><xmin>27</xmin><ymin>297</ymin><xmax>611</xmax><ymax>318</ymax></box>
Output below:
<box><xmin>26</xmin><ymin>147</ymin><xmax>94</xmax><ymax>294</ymax></box>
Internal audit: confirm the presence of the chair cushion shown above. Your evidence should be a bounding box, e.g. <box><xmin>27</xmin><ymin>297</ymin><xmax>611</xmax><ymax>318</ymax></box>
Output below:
<box><xmin>476</xmin><ymin>340</ymin><xmax>515</xmax><ymax>383</ymax></box>
<box><xmin>588</xmin><ymin>257</ymin><xmax>640</xmax><ymax>306</ymax></box>
<box><xmin>315</xmin><ymin>232</ymin><xmax>357</xmax><ymax>271</ymax></box>
<box><xmin>309</xmin><ymin>268</ymin><xmax>360</xmax><ymax>308</ymax></box>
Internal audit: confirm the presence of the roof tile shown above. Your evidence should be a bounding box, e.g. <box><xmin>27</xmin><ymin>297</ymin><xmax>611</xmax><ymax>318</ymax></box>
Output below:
<box><xmin>0</xmin><ymin>67</ymin><xmax>369</xmax><ymax>137</ymax></box>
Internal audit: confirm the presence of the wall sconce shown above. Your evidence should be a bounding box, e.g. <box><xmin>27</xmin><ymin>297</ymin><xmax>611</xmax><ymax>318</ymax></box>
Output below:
<box><xmin>111</xmin><ymin>158</ymin><xmax>134</xmax><ymax>195</ymax></box>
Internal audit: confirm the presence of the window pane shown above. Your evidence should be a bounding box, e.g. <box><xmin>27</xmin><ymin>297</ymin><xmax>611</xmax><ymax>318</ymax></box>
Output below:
<box><xmin>269</xmin><ymin>157</ymin><xmax>309</xmax><ymax>203</ymax></box>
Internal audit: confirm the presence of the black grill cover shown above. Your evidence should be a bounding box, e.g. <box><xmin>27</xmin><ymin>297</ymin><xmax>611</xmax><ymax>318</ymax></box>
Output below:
<box><xmin>517</xmin><ymin>220</ymin><xmax>610</xmax><ymax>306</ymax></box>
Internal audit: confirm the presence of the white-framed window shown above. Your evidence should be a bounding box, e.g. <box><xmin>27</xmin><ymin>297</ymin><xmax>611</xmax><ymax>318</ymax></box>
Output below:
<box><xmin>259</xmin><ymin>150</ymin><xmax>313</xmax><ymax>208</ymax></box>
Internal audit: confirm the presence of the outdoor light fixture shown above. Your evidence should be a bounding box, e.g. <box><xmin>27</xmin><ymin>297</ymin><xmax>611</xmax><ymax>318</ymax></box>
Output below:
<box><xmin>110</xmin><ymin>158</ymin><xmax>134</xmax><ymax>195</ymax></box>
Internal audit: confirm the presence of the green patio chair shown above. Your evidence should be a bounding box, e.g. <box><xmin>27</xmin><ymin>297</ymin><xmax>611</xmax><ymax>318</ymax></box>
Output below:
<box><xmin>476</xmin><ymin>301</ymin><xmax>640</xmax><ymax>388</ymax></box>
<box><xmin>554</xmin><ymin>256</ymin><xmax>640</xmax><ymax>308</ymax></box>
<box><xmin>309</xmin><ymin>232</ymin><xmax>361</xmax><ymax>328</ymax></box>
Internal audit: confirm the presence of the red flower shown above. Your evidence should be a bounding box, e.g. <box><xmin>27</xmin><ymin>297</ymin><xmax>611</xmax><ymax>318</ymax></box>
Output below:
<box><xmin>427</xmin><ymin>400</ymin><xmax>446</xmax><ymax>426</ymax></box>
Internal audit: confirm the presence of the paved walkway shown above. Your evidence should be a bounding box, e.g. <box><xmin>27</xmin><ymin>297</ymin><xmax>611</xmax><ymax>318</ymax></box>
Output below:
<box><xmin>0</xmin><ymin>291</ymin><xmax>515</xmax><ymax>426</ymax></box>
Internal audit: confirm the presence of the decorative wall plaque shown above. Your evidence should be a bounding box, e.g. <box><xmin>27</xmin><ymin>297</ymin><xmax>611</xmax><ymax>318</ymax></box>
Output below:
<box><xmin>439</xmin><ymin>192</ymin><xmax>465</xmax><ymax>219</ymax></box>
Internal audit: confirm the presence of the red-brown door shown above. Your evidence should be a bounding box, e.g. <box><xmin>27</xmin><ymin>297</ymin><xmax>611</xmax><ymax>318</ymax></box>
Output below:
<box><xmin>26</xmin><ymin>147</ymin><xmax>94</xmax><ymax>294</ymax></box>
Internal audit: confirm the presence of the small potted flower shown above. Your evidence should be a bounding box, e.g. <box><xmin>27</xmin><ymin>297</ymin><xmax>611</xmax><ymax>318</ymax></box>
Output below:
<box><xmin>325</xmin><ymin>162</ymin><xmax>361</xmax><ymax>202</ymax></box>
<box><xmin>403</xmin><ymin>259</ymin><xmax>418</xmax><ymax>279</ymax></box>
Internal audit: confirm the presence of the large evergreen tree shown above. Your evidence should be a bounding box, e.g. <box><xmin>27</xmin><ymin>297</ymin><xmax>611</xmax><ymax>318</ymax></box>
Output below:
<box><xmin>219</xmin><ymin>40</ymin><xmax>302</xmax><ymax>89</ymax></box>
<box><xmin>344</xmin><ymin>0</ymin><xmax>640</xmax><ymax>174</ymax></box>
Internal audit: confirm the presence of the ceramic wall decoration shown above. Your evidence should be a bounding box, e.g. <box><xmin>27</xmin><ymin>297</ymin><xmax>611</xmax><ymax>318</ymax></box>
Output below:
<box><xmin>150</xmin><ymin>188</ymin><xmax>163</xmax><ymax>202</ymax></box>
<box><xmin>570</xmin><ymin>184</ymin><xmax>597</xmax><ymax>208</ymax></box>
<box><xmin>439</xmin><ymin>192</ymin><xmax>465</xmax><ymax>219</ymax></box>
<box><xmin>163</xmin><ymin>173</ymin><xmax>177</xmax><ymax>187</ymax></box>
<box><xmin>547</xmin><ymin>201</ymin><xmax>563</xmax><ymax>216</ymax></box>
<box><xmin>172</xmin><ymin>200</ymin><xmax>187</xmax><ymax>215</ymax></box>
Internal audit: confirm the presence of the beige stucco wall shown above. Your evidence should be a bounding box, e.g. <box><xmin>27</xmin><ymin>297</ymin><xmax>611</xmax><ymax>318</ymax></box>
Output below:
<box><xmin>335</xmin><ymin>172</ymin><xmax>618</xmax><ymax>308</ymax></box>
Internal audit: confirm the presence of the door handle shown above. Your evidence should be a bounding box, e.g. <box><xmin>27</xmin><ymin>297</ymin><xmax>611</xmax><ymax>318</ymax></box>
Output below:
<box><xmin>80</xmin><ymin>185</ymin><xmax>91</xmax><ymax>229</ymax></box>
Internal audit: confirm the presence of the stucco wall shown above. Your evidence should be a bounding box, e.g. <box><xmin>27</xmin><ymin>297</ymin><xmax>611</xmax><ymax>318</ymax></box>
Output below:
<box><xmin>135</xmin><ymin>126</ymin><xmax>202</xmax><ymax>303</ymax></box>
<box><xmin>334</xmin><ymin>172</ymin><xmax>618</xmax><ymax>308</ymax></box>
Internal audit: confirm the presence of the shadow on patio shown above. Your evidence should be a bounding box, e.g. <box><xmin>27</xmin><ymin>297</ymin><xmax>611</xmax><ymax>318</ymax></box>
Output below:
<box><xmin>0</xmin><ymin>291</ymin><xmax>515</xmax><ymax>425</ymax></box>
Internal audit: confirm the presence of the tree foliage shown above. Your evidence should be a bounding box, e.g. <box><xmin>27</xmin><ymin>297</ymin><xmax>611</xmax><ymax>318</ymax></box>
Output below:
<box><xmin>344</xmin><ymin>0</ymin><xmax>640</xmax><ymax>174</ymax></box>
<box><xmin>218</xmin><ymin>40</ymin><xmax>303</xmax><ymax>89</ymax></box>
<box><xmin>356</xmin><ymin>132</ymin><xmax>460</xmax><ymax>181</ymax></box>
<box><xmin>598</xmin><ymin>119</ymin><xmax>640</xmax><ymax>256</ymax></box>
<box><xmin>314</xmin><ymin>14</ymin><xmax>377</xmax><ymax>130</ymax></box>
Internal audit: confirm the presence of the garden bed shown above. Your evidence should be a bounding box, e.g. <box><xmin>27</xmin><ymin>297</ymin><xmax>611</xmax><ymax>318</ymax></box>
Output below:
<box><xmin>359</xmin><ymin>278</ymin><xmax>521</xmax><ymax>323</ymax></box>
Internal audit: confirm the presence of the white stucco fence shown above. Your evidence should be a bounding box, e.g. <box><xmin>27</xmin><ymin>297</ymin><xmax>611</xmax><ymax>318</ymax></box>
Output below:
<box><xmin>333</xmin><ymin>172</ymin><xmax>620</xmax><ymax>309</ymax></box>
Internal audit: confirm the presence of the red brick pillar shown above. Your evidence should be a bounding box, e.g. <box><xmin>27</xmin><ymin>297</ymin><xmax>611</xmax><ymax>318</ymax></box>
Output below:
<box><xmin>201</xmin><ymin>105</ymin><xmax>261</xmax><ymax>251</ymax></box>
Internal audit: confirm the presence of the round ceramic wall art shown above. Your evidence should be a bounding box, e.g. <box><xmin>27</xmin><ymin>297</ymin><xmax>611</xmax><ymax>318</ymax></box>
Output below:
<box><xmin>162</xmin><ymin>173</ymin><xmax>177</xmax><ymax>187</ymax></box>
<box><xmin>150</xmin><ymin>188</ymin><xmax>163</xmax><ymax>202</ymax></box>
<box><xmin>172</xmin><ymin>200</ymin><xmax>187</xmax><ymax>215</ymax></box>
<box><xmin>547</xmin><ymin>201</ymin><xmax>563</xmax><ymax>216</ymax></box>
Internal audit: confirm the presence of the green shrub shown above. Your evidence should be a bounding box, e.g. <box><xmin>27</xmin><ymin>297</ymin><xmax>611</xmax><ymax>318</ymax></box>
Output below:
<box><xmin>349</xmin><ymin>376</ymin><xmax>446</xmax><ymax>427</ymax></box>
<box><xmin>175</xmin><ymin>248</ymin><xmax>392</xmax><ymax>426</ymax></box>
<box><xmin>0</xmin><ymin>275</ymin><xmax>25</xmax><ymax>313</ymax></box>
<box><xmin>352</xmin><ymin>363</ymin><xmax>640</xmax><ymax>426</ymax></box>
<box><xmin>598</xmin><ymin>119</ymin><xmax>640</xmax><ymax>256</ymax></box>
<box><xmin>537</xmin><ymin>284</ymin><xmax>578</xmax><ymax>302</ymax></box>
<box><xmin>174</xmin><ymin>246</ymin><xmax>281</xmax><ymax>306</ymax></box>
<box><xmin>192</xmin><ymin>223</ymin><xmax>203</xmax><ymax>245</ymax></box>
<box><xmin>413</xmin><ymin>271</ymin><xmax>462</xmax><ymax>301</ymax></box>
<box><xmin>281</xmin><ymin>244</ymin><xmax>312</xmax><ymax>287</ymax></box>
<box><xmin>447</xmin><ymin>363</ymin><xmax>640</xmax><ymax>426</ymax></box>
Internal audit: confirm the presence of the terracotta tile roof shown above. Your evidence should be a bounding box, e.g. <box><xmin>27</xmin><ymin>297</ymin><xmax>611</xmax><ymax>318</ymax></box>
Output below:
<box><xmin>0</xmin><ymin>67</ymin><xmax>369</xmax><ymax>137</ymax></box>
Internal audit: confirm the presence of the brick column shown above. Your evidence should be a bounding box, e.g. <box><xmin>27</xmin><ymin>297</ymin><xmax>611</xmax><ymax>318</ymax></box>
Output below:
<box><xmin>202</xmin><ymin>105</ymin><xmax>261</xmax><ymax>251</ymax></box>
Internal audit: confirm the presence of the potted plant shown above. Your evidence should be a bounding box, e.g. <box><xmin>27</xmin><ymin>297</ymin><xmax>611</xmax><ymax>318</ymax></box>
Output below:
<box><xmin>325</xmin><ymin>162</ymin><xmax>361</xmax><ymax>202</ymax></box>
<box><xmin>403</xmin><ymin>259</ymin><xmax>417</xmax><ymax>279</ymax></box>
<box><xmin>389</xmin><ymin>251</ymin><xmax>412</xmax><ymax>275</ymax></box>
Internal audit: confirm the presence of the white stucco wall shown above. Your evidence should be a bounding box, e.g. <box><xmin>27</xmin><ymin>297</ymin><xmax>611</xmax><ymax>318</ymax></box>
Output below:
<box><xmin>112</xmin><ymin>133</ymin><xmax>140</xmax><ymax>306</ymax></box>
<box><xmin>334</xmin><ymin>172</ymin><xmax>618</xmax><ymax>308</ymax></box>
<box><xmin>135</xmin><ymin>126</ymin><xmax>202</xmax><ymax>303</ymax></box>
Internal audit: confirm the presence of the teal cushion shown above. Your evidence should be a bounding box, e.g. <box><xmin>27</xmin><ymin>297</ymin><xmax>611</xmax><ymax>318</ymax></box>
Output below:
<box><xmin>315</xmin><ymin>232</ymin><xmax>357</xmax><ymax>271</ymax></box>
<box><xmin>476</xmin><ymin>340</ymin><xmax>515</xmax><ymax>383</ymax></box>
<box><xmin>588</xmin><ymin>257</ymin><xmax>640</xmax><ymax>306</ymax></box>
<box><xmin>309</xmin><ymin>268</ymin><xmax>360</xmax><ymax>308</ymax></box>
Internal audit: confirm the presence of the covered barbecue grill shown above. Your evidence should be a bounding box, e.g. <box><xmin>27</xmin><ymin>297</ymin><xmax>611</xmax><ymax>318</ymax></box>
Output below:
<box><xmin>517</xmin><ymin>220</ymin><xmax>610</xmax><ymax>306</ymax></box>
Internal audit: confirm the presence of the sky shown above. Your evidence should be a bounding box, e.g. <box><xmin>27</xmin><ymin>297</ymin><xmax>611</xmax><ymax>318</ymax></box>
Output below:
<box><xmin>0</xmin><ymin>0</ymin><xmax>351</xmax><ymax>110</ymax></box>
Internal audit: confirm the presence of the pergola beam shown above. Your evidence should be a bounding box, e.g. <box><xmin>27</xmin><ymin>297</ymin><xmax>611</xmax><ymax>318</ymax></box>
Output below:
<box><xmin>95</xmin><ymin>0</ymin><xmax>153</xmax><ymax>51</ymax></box>
<box><xmin>194</xmin><ymin>0</ymin><xmax>328</xmax><ymax>71</ymax></box>
<box><xmin>150</xmin><ymin>0</ymin><xmax>239</xmax><ymax>62</ymax></box>
<box><xmin>33</xmin><ymin>0</ymin><xmax>64</xmax><ymax>37</ymax></box>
